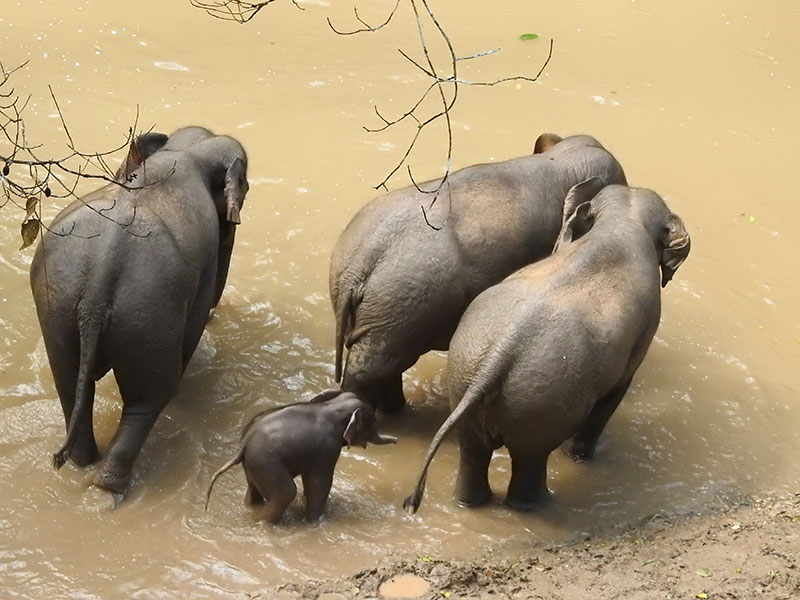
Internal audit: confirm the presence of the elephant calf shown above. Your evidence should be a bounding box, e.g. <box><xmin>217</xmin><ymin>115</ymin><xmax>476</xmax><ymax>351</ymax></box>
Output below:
<box><xmin>205</xmin><ymin>390</ymin><xmax>397</xmax><ymax>524</ymax></box>
<box><xmin>404</xmin><ymin>181</ymin><xmax>691</xmax><ymax>514</ymax></box>
<box><xmin>330</xmin><ymin>133</ymin><xmax>627</xmax><ymax>413</ymax></box>
<box><xmin>29</xmin><ymin>126</ymin><xmax>249</xmax><ymax>495</ymax></box>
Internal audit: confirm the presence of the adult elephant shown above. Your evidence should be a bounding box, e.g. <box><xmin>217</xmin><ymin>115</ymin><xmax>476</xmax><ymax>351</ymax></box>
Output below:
<box><xmin>403</xmin><ymin>182</ymin><xmax>691</xmax><ymax>514</ymax></box>
<box><xmin>330</xmin><ymin>134</ymin><xmax>627</xmax><ymax>412</ymax></box>
<box><xmin>29</xmin><ymin>126</ymin><xmax>249</xmax><ymax>494</ymax></box>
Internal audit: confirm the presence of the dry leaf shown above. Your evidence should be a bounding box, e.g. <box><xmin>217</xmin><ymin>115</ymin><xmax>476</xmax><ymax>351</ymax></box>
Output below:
<box><xmin>20</xmin><ymin>218</ymin><xmax>40</xmax><ymax>250</ymax></box>
<box><xmin>25</xmin><ymin>197</ymin><xmax>38</xmax><ymax>219</ymax></box>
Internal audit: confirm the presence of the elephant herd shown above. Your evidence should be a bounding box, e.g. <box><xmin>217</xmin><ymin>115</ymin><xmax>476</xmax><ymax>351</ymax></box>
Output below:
<box><xmin>28</xmin><ymin>126</ymin><xmax>690</xmax><ymax>524</ymax></box>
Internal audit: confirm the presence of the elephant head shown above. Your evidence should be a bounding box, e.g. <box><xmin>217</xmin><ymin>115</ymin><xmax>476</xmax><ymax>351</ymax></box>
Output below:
<box><xmin>556</xmin><ymin>182</ymin><xmax>691</xmax><ymax>287</ymax></box>
<box><xmin>165</xmin><ymin>126</ymin><xmax>249</xmax><ymax>226</ymax></box>
<box><xmin>343</xmin><ymin>404</ymin><xmax>398</xmax><ymax>448</ymax></box>
<box><xmin>117</xmin><ymin>126</ymin><xmax>248</xmax><ymax>226</ymax></box>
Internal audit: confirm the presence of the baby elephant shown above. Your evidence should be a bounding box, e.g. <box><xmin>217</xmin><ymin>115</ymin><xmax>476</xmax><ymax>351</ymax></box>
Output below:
<box><xmin>205</xmin><ymin>390</ymin><xmax>397</xmax><ymax>523</ymax></box>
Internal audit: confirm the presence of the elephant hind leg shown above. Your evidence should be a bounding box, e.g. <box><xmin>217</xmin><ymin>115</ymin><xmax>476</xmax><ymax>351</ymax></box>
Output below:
<box><xmin>504</xmin><ymin>447</ymin><xmax>550</xmax><ymax>511</ymax></box>
<box><xmin>562</xmin><ymin>376</ymin><xmax>633</xmax><ymax>463</ymax></box>
<box><xmin>244</xmin><ymin>455</ymin><xmax>297</xmax><ymax>524</ymax></box>
<box><xmin>341</xmin><ymin>336</ymin><xmax>410</xmax><ymax>413</ymax></box>
<box><xmin>342</xmin><ymin>370</ymin><xmax>406</xmax><ymax>414</ymax></box>
<box><xmin>244</xmin><ymin>480</ymin><xmax>264</xmax><ymax>507</ymax></box>
<box><xmin>454</xmin><ymin>423</ymin><xmax>493</xmax><ymax>507</ymax></box>
<box><xmin>93</xmin><ymin>351</ymin><xmax>182</xmax><ymax>494</ymax></box>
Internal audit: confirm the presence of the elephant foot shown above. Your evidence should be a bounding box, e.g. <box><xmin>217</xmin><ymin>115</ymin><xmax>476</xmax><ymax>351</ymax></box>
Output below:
<box><xmin>561</xmin><ymin>437</ymin><xmax>596</xmax><ymax>463</ymax></box>
<box><xmin>93</xmin><ymin>467</ymin><xmax>131</xmax><ymax>496</ymax></box>
<box><xmin>70</xmin><ymin>444</ymin><xmax>101</xmax><ymax>468</ymax></box>
<box><xmin>454</xmin><ymin>488</ymin><xmax>492</xmax><ymax>508</ymax></box>
<box><xmin>504</xmin><ymin>489</ymin><xmax>550</xmax><ymax>512</ymax></box>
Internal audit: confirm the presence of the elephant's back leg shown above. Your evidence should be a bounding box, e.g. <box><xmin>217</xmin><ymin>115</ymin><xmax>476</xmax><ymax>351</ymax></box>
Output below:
<box><xmin>243</xmin><ymin>449</ymin><xmax>297</xmax><ymax>524</ymax></box>
<box><xmin>94</xmin><ymin>329</ymin><xmax>184</xmax><ymax>493</ymax></box>
<box><xmin>454</xmin><ymin>418</ymin><xmax>494</xmax><ymax>507</ymax></box>
<box><xmin>562</xmin><ymin>375</ymin><xmax>634</xmax><ymax>462</ymax></box>
<box><xmin>503</xmin><ymin>440</ymin><xmax>551</xmax><ymax>511</ymax></box>
<box><xmin>341</xmin><ymin>332</ymin><xmax>414</xmax><ymax>413</ymax></box>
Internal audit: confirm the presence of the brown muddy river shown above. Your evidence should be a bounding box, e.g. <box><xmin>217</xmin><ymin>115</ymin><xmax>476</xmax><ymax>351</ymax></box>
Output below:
<box><xmin>1</xmin><ymin>0</ymin><xmax>799</xmax><ymax>597</ymax></box>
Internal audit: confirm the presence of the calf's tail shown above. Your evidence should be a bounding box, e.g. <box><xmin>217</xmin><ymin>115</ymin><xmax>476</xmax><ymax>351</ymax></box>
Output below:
<box><xmin>204</xmin><ymin>448</ymin><xmax>245</xmax><ymax>511</ymax></box>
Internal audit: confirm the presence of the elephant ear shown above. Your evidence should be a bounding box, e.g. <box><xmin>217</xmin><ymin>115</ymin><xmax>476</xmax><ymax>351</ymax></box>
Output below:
<box><xmin>343</xmin><ymin>408</ymin><xmax>363</xmax><ymax>448</ymax></box>
<box><xmin>533</xmin><ymin>132</ymin><xmax>562</xmax><ymax>154</ymax></box>
<box><xmin>223</xmin><ymin>157</ymin><xmax>248</xmax><ymax>225</ymax></box>
<box><xmin>114</xmin><ymin>132</ymin><xmax>168</xmax><ymax>183</ymax></box>
<box><xmin>659</xmin><ymin>213</ymin><xmax>691</xmax><ymax>287</ymax></box>
<box><xmin>553</xmin><ymin>177</ymin><xmax>605</xmax><ymax>252</ymax></box>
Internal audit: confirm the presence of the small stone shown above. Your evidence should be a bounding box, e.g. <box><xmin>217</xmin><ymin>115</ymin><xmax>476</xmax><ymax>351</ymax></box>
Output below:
<box><xmin>379</xmin><ymin>574</ymin><xmax>431</xmax><ymax>598</ymax></box>
<box><xmin>317</xmin><ymin>594</ymin><xmax>349</xmax><ymax>600</ymax></box>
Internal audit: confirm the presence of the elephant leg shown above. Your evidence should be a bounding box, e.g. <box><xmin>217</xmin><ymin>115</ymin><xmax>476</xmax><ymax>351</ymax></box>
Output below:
<box><xmin>504</xmin><ymin>446</ymin><xmax>550</xmax><ymax>511</ymax></box>
<box><xmin>302</xmin><ymin>458</ymin><xmax>337</xmax><ymax>522</ymax></box>
<box><xmin>93</xmin><ymin>401</ymin><xmax>162</xmax><ymax>494</ymax></box>
<box><xmin>244</xmin><ymin>479</ymin><xmax>264</xmax><ymax>506</ymax></box>
<box><xmin>213</xmin><ymin>224</ymin><xmax>235</xmax><ymax>308</ymax></box>
<box><xmin>341</xmin><ymin>333</ymin><xmax>412</xmax><ymax>413</ymax></box>
<box><xmin>47</xmin><ymin>345</ymin><xmax>99</xmax><ymax>467</ymax></box>
<box><xmin>375</xmin><ymin>375</ymin><xmax>405</xmax><ymax>414</ymax></box>
<box><xmin>563</xmin><ymin>376</ymin><xmax>633</xmax><ymax>463</ymax></box>
<box><xmin>244</xmin><ymin>456</ymin><xmax>297</xmax><ymax>524</ymax></box>
<box><xmin>454</xmin><ymin>423</ymin><xmax>493</xmax><ymax>507</ymax></box>
<box><xmin>94</xmin><ymin>353</ymin><xmax>182</xmax><ymax>494</ymax></box>
<box><xmin>342</xmin><ymin>366</ymin><xmax>406</xmax><ymax>414</ymax></box>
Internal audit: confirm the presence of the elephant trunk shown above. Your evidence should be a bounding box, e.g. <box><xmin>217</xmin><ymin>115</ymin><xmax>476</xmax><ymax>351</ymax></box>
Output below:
<box><xmin>368</xmin><ymin>432</ymin><xmax>398</xmax><ymax>445</ymax></box>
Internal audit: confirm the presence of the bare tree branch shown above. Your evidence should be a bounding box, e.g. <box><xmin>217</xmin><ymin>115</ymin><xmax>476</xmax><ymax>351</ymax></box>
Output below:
<box><xmin>0</xmin><ymin>61</ymin><xmax>164</xmax><ymax>247</ymax></box>
<box><xmin>192</xmin><ymin>1</ymin><xmax>555</xmax><ymax>229</ymax></box>
<box><xmin>189</xmin><ymin>0</ymin><xmax>303</xmax><ymax>24</ymax></box>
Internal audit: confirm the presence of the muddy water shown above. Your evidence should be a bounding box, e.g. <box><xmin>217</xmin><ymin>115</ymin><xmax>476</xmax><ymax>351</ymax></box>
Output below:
<box><xmin>1</xmin><ymin>0</ymin><xmax>798</xmax><ymax>596</ymax></box>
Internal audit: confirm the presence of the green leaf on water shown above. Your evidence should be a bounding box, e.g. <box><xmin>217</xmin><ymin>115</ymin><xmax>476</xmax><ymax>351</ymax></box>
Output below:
<box><xmin>519</xmin><ymin>33</ymin><xmax>539</xmax><ymax>41</ymax></box>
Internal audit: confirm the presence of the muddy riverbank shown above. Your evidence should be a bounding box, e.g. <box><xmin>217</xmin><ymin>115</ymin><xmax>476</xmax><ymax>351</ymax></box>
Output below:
<box><xmin>271</xmin><ymin>491</ymin><xmax>800</xmax><ymax>600</ymax></box>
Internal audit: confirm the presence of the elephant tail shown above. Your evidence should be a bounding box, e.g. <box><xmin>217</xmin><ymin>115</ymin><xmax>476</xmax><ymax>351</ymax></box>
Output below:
<box><xmin>52</xmin><ymin>322</ymin><xmax>101</xmax><ymax>471</ymax></box>
<box><xmin>402</xmin><ymin>343</ymin><xmax>509</xmax><ymax>514</ymax></box>
<box><xmin>204</xmin><ymin>448</ymin><xmax>245</xmax><ymax>511</ymax></box>
<box><xmin>334</xmin><ymin>281</ymin><xmax>362</xmax><ymax>383</ymax></box>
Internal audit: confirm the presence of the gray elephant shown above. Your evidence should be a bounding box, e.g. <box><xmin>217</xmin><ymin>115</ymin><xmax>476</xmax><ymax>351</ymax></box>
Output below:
<box><xmin>403</xmin><ymin>181</ymin><xmax>691</xmax><ymax>513</ymax></box>
<box><xmin>204</xmin><ymin>389</ymin><xmax>397</xmax><ymax>523</ymax></box>
<box><xmin>330</xmin><ymin>134</ymin><xmax>627</xmax><ymax>413</ymax></box>
<box><xmin>29</xmin><ymin>126</ymin><xmax>249</xmax><ymax>494</ymax></box>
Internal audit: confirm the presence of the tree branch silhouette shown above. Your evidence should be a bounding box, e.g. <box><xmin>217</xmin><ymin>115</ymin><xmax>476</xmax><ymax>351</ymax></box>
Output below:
<box><xmin>192</xmin><ymin>1</ymin><xmax>553</xmax><ymax>224</ymax></box>
<box><xmin>189</xmin><ymin>0</ymin><xmax>303</xmax><ymax>23</ymax></box>
<box><xmin>1</xmin><ymin>61</ymin><xmax>168</xmax><ymax>248</ymax></box>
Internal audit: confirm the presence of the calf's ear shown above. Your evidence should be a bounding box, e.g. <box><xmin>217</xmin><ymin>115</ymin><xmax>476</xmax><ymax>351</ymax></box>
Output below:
<box><xmin>660</xmin><ymin>214</ymin><xmax>691</xmax><ymax>287</ymax></box>
<box><xmin>343</xmin><ymin>408</ymin><xmax>362</xmax><ymax>448</ymax></box>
